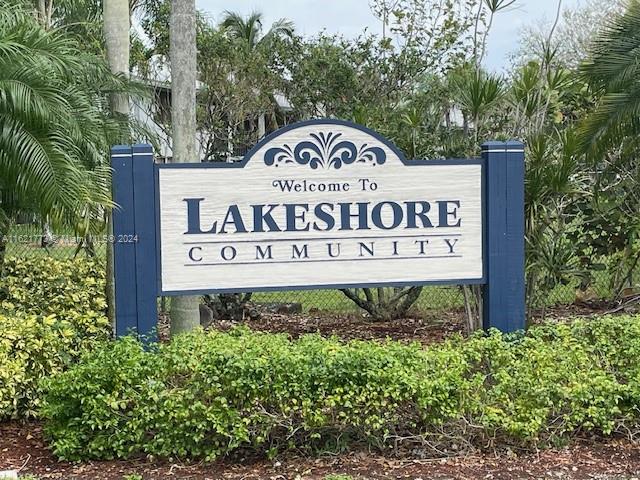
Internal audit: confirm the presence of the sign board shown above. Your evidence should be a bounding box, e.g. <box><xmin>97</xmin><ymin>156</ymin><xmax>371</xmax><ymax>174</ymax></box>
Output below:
<box><xmin>111</xmin><ymin>119</ymin><xmax>525</xmax><ymax>340</ymax></box>
<box><xmin>157</xmin><ymin>121</ymin><xmax>483</xmax><ymax>294</ymax></box>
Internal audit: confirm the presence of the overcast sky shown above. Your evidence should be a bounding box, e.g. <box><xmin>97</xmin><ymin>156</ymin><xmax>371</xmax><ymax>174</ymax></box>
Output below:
<box><xmin>195</xmin><ymin>0</ymin><xmax>582</xmax><ymax>71</ymax></box>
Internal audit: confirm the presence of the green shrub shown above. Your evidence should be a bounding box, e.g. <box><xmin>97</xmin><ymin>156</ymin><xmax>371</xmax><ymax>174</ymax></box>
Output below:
<box><xmin>41</xmin><ymin>329</ymin><xmax>467</xmax><ymax>460</ymax></box>
<box><xmin>0</xmin><ymin>257</ymin><xmax>109</xmax><ymax>419</ymax></box>
<box><xmin>41</xmin><ymin>316</ymin><xmax>640</xmax><ymax>461</ymax></box>
<box><xmin>1</xmin><ymin>256</ymin><xmax>108</xmax><ymax>336</ymax></box>
<box><xmin>463</xmin><ymin>326</ymin><xmax>624</xmax><ymax>441</ymax></box>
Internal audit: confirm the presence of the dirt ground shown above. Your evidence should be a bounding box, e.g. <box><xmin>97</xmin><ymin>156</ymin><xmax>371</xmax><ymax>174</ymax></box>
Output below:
<box><xmin>3</xmin><ymin>421</ymin><xmax>640</xmax><ymax>479</ymax></box>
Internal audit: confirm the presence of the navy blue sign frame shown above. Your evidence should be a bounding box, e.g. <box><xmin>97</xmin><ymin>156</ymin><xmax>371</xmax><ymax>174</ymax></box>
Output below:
<box><xmin>111</xmin><ymin>120</ymin><xmax>525</xmax><ymax>341</ymax></box>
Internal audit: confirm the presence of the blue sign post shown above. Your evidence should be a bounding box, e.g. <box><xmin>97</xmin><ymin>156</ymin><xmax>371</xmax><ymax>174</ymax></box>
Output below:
<box><xmin>111</xmin><ymin>144</ymin><xmax>159</xmax><ymax>341</ymax></box>
<box><xmin>481</xmin><ymin>141</ymin><xmax>526</xmax><ymax>332</ymax></box>
<box><xmin>111</xmin><ymin>120</ymin><xmax>525</xmax><ymax>340</ymax></box>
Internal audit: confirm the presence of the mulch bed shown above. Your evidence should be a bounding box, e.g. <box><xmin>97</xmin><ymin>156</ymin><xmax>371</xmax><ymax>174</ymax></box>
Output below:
<box><xmin>157</xmin><ymin>307</ymin><xmax>468</xmax><ymax>345</ymax></box>
<box><xmin>2</xmin><ymin>421</ymin><xmax>640</xmax><ymax>479</ymax></box>
<box><xmin>158</xmin><ymin>300</ymin><xmax>633</xmax><ymax>345</ymax></box>
<box><xmin>209</xmin><ymin>309</ymin><xmax>467</xmax><ymax>345</ymax></box>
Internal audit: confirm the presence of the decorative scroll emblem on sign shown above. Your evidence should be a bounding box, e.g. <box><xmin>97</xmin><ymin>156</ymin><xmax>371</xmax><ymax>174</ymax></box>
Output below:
<box><xmin>264</xmin><ymin>131</ymin><xmax>386</xmax><ymax>169</ymax></box>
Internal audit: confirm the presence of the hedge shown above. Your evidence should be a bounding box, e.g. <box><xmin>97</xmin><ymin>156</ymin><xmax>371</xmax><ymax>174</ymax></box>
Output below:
<box><xmin>0</xmin><ymin>257</ymin><xmax>110</xmax><ymax>419</ymax></box>
<box><xmin>41</xmin><ymin>315</ymin><xmax>640</xmax><ymax>461</ymax></box>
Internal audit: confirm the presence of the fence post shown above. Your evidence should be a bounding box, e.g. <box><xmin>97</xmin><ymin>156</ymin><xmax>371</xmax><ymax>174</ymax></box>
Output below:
<box><xmin>481</xmin><ymin>141</ymin><xmax>526</xmax><ymax>332</ymax></box>
<box><xmin>111</xmin><ymin>144</ymin><xmax>158</xmax><ymax>341</ymax></box>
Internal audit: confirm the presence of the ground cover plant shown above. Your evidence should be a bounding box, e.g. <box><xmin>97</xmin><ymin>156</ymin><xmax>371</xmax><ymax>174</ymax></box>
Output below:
<box><xmin>40</xmin><ymin>314</ymin><xmax>640</xmax><ymax>461</ymax></box>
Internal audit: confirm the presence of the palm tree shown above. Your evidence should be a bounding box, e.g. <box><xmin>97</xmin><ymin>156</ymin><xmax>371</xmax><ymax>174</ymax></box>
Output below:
<box><xmin>104</xmin><ymin>0</ymin><xmax>130</xmax><ymax>116</ymax></box>
<box><xmin>449</xmin><ymin>65</ymin><xmax>505</xmax><ymax>144</ymax></box>
<box><xmin>579</xmin><ymin>0</ymin><xmax>640</xmax><ymax>153</ymax></box>
<box><xmin>218</xmin><ymin>10</ymin><xmax>293</xmax><ymax>141</ymax></box>
<box><xmin>0</xmin><ymin>5</ymin><xmax>136</xmax><ymax>266</ymax></box>
<box><xmin>104</xmin><ymin>0</ymin><xmax>131</xmax><ymax>329</ymax></box>
<box><xmin>219</xmin><ymin>10</ymin><xmax>293</xmax><ymax>50</ymax></box>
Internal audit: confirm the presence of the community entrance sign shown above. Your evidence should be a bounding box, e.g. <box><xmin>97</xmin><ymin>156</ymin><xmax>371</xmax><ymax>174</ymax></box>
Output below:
<box><xmin>112</xmin><ymin>119</ymin><xmax>525</xmax><ymax>340</ymax></box>
<box><xmin>159</xmin><ymin>121</ymin><xmax>483</xmax><ymax>293</ymax></box>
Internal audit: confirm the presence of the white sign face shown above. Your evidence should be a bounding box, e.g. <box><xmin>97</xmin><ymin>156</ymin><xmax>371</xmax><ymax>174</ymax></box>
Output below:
<box><xmin>157</xmin><ymin>121</ymin><xmax>483</xmax><ymax>294</ymax></box>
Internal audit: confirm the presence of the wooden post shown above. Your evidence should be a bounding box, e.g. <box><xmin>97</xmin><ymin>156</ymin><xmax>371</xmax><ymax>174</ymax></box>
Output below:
<box><xmin>111</xmin><ymin>145</ymin><xmax>137</xmax><ymax>336</ymax></box>
<box><xmin>132</xmin><ymin>144</ymin><xmax>158</xmax><ymax>340</ymax></box>
<box><xmin>111</xmin><ymin>145</ymin><xmax>158</xmax><ymax>340</ymax></box>
<box><xmin>481</xmin><ymin>141</ymin><xmax>526</xmax><ymax>332</ymax></box>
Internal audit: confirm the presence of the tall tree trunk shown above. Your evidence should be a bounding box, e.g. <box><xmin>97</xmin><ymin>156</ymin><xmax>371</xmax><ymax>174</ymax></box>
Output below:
<box><xmin>36</xmin><ymin>0</ymin><xmax>52</xmax><ymax>29</ymax></box>
<box><xmin>37</xmin><ymin>0</ymin><xmax>47</xmax><ymax>26</ymax></box>
<box><xmin>104</xmin><ymin>0</ymin><xmax>130</xmax><ymax>115</ymax></box>
<box><xmin>169</xmin><ymin>0</ymin><xmax>200</xmax><ymax>335</ymax></box>
<box><xmin>103</xmin><ymin>0</ymin><xmax>130</xmax><ymax>334</ymax></box>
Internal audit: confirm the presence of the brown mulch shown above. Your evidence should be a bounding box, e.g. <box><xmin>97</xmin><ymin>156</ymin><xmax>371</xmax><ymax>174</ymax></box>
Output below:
<box><xmin>214</xmin><ymin>309</ymin><xmax>466</xmax><ymax>345</ymax></box>
<box><xmin>158</xmin><ymin>300</ymin><xmax>632</xmax><ymax>346</ymax></box>
<box><xmin>2</xmin><ymin>421</ymin><xmax>640</xmax><ymax>479</ymax></box>
<box><xmin>157</xmin><ymin>307</ymin><xmax>467</xmax><ymax>345</ymax></box>
<box><xmin>240</xmin><ymin>300</ymin><xmax>638</xmax><ymax>344</ymax></box>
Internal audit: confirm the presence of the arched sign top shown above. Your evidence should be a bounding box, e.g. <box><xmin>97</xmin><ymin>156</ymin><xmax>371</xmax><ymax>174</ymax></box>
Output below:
<box><xmin>242</xmin><ymin>119</ymin><xmax>408</xmax><ymax>168</ymax></box>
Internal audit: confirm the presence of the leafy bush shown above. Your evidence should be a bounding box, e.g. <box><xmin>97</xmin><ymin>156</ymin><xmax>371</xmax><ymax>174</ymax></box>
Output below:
<box><xmin>41</xmin><ymin>316</ymin><xmax>640</xmax><ymax>461</ymax></box>
<box><xmin>0</xmin><ymin>257</ymin><xmax>109</xmax><ymax>419</ymax></box>
<box><xmin>1</xmin><ymin>257</ymin><xmax>108</xmax><ymax>336</ymax></box>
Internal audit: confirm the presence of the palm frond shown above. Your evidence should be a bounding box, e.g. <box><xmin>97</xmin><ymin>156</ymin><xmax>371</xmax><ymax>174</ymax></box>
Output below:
<box><xmin>579</xmin><ymin>1</ymin><xmax>640</xmax><ymax>151</ymax></box>
<box><xmin>0</xmin><ymin>3</ymin><xmax>140</xmax><ymax>232</ymax></box>
<box><xmin>219</xmin><ymin>10</ymin><xmax>293</xmax><ymax>50</ymax></box>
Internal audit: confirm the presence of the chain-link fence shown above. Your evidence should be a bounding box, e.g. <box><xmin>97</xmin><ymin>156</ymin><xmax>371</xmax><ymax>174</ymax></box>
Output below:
<box><xmin>4</xmin><ymin>223</ymin><xmax>617</xmax><ymax>315</ymax></box>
